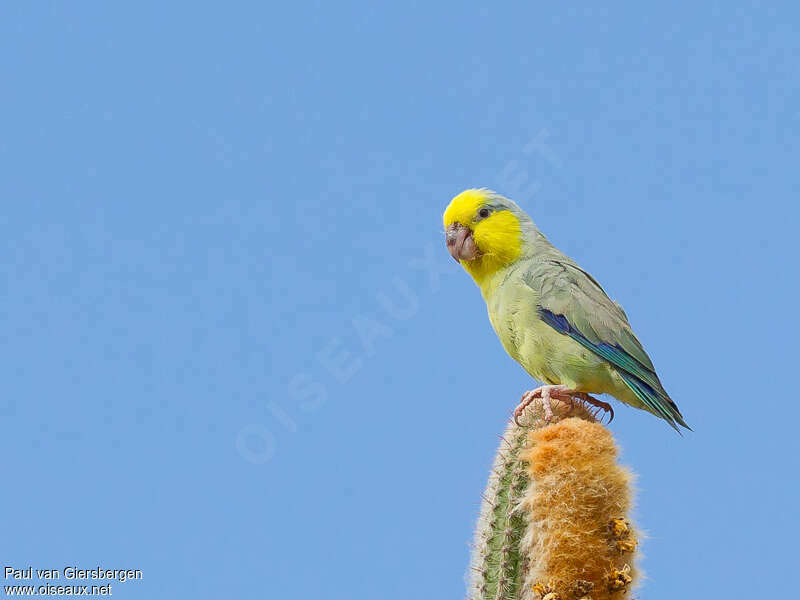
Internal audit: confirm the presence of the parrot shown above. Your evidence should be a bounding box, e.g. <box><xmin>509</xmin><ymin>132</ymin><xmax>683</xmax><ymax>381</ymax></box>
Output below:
<box><xmin>443</xmin><ymin>188</ymin><xmax>690</xmax><ymax>432</ymax></box>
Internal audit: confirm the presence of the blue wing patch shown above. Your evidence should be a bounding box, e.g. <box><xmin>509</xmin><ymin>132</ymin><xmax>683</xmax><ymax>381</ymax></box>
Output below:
<box><xmin>538</xmin><ymin>308</ymin><xmax>689</xmax><ymax>432</ymax></box>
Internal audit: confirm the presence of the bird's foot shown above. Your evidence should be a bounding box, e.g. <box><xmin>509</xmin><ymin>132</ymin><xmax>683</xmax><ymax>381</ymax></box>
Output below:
<box><xmin>513</xmin><ymin>388</ymin><xmax>543</xmax><ymax>426</ymax></box>
<box><xmin>540</xmin><ymin>386</ymin><xmax>556</xmax><ymax>423</ymax></box>
<box><xmin>513</xmin><ymin>385</ymin><xmax>616</xmax><ymax>427</ymax></box>
<box><xmin>574</xmin><ymin>392</ymin><xmax>615</xmax><ymax>424</ymax></box>
<box><xmin>514</xmin><ymin>385</ymin><xmax>575</xmax><ymax>426</ymax></box>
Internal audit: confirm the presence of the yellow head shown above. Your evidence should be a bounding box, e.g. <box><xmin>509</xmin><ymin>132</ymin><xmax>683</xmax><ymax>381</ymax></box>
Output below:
<box><xmin>443</xmin><ymin>189</ymin><xmax>526</xmax><ymax>286</ymax></box>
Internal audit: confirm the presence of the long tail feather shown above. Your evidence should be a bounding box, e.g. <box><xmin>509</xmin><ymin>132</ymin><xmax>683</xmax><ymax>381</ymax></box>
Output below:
<box><xmin>618</xmin><ymin>371</ymin><xmax>691</xmax><ymax>433</ymax></box>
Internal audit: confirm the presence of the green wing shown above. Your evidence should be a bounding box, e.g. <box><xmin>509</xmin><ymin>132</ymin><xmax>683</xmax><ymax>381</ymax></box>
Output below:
<box><xmin>524</xmin><ymin>257</ymin><xmax>689</xmax><ymax>431</ymax></box>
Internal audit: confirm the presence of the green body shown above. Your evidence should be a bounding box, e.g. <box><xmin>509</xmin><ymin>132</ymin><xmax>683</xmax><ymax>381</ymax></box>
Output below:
<box><xmin>479</xmin><ymin>225</ymin><xmax>688</xmax><ymax>431</ymax></box>
<box><xmin>483</xmin><ymin>259</ymin><xmax>640</xmax><ymax>408</ymax></box>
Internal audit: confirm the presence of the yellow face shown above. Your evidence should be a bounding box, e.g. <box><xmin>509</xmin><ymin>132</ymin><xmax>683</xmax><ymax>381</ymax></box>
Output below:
<box><xmin>443</xmin><ymin>189</ymin><xmax>523</xmax><ymax>284</ymax></box>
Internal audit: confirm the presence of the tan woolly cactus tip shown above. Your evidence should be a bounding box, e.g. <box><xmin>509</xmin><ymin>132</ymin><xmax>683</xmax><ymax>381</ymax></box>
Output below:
<box><xmin>522</xmin><ymin>417</ymin><xmax>637</xmax><ymax>600</ymax></box>
<box><xmin>469</xmin><ymin>401</ymin><xmax>639</xmax><ymax>600</ymax></box>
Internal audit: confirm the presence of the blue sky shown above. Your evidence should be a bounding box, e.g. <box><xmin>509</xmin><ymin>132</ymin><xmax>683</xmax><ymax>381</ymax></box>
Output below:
<box><xmin>1</xmin><ymin>2</ymin><xmax>798</xmax><ymax>598</ymax></box>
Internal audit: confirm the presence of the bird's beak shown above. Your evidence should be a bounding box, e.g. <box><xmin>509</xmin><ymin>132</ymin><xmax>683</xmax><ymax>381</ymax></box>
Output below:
<box><xmin>446</xmin><ymin>223</ymin><xmax>480</xmax><ymax>262</ymax></box>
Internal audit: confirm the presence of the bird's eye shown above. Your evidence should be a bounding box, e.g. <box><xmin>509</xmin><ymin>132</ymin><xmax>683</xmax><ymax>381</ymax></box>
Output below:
<box><xmin>478</xmin><ymin>208</ymin><xmax>491</xmax><ymax>219</ymax></box>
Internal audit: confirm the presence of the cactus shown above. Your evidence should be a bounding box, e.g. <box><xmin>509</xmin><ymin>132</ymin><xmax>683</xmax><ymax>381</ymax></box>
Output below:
<box><xmin>469</xmin><ymin>400</ymin><xmax>639</xmax><ymax>600</ymax></box>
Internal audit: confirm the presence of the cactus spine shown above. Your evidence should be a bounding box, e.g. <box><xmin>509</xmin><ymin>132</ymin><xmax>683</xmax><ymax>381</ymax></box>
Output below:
<box><xmin>469</xmin><ymin>401</ymin><xmax>639</xmax><ymax>600</ymax></box>
<box><xmin>470</xmin><ymin>418</ymin><xmax>530</xmax><ymax>599</ymax></box>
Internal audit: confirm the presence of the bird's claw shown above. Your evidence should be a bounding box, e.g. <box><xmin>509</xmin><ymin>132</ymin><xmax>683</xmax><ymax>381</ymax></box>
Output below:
<box><xmin>576</xmin><ymin>393</ymin><xmax>614</xmax><ymax>424</ymax></box>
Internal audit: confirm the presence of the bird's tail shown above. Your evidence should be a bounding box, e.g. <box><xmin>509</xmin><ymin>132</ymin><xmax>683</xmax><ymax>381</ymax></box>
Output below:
<box><xmin>618</xmin><ymin>371</ymin><xmax>691</xmax><ymax>433</ymax></box>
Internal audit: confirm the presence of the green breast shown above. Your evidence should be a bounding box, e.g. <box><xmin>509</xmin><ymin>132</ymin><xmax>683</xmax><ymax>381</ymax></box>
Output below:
<box><xmin>484</xmin><ymin>268</ymin><xmax>614</xmax><ymax>392</ymax></box>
